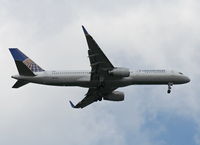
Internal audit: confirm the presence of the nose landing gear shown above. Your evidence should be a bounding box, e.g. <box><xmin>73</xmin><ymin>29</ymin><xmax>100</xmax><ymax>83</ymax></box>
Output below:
<box><xmin>167</xmin><ymin>83</ymin><xmax>173</xmax><ymax>94</ymax></box>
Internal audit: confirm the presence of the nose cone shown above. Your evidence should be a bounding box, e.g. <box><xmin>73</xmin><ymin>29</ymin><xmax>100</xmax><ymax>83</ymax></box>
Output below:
<box><xmin>183</xmin><ymin>76</ymin><xmax>190</xmax><ymax>83</ymax></box>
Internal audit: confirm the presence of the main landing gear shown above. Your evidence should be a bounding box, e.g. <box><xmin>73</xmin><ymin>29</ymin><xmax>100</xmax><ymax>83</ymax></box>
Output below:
<box><xmin>167</xmin><ymin>83</ymin><xmax>173</xmax><ymax>94</ymax></box>
<box><xmin>98</xmin><ymin>97</ymin><xmax>102</xmax><ymax>101</ymax></box>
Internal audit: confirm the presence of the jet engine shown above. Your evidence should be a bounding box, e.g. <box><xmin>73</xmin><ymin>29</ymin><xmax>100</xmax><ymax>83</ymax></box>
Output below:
<box><xmin>103</xmin><ymin>91</ymin><xmax>124</xmax><ymax>101</ymax></box>
<box><xmin>108</xmin><ymin>67</ymin><xmax>130</xmax><ymax>77</ymax></box>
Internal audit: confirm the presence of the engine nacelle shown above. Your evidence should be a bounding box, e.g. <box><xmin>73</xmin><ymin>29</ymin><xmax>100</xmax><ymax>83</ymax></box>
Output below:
<box><xmin>103</xmin><ymin>91</ymin><xmax>124</xmax><ymax>101</ymax></box>
<box><xmin>108</xmin><ymin>67</ymin><xmax>130</xmax><ymax>77</ymax></box>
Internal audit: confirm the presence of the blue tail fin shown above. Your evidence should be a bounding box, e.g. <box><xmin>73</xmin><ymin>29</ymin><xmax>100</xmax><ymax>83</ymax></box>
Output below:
<box><xmin>9</xmin><ymin>48</ymin><xmax>44</xmax><ymax>76</ymax></box>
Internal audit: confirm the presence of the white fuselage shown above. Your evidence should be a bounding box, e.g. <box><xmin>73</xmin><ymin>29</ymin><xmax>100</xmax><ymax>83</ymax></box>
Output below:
<box><xmin>12</xmin><ymin>69</ymin><xmax>190</xmax><ymax>88</ymax></box>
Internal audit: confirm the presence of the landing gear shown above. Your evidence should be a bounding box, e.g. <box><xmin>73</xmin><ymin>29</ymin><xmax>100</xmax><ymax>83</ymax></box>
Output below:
<box><xmin>167</xmin><ymin>83</ymin><xmax>173</xmax><ymax>94</ymax></box>
<box><xmin>98</xmin><ymin>84</ymin><xmax>104</xmax><ymax>89</ymax></box>
<box><xmin>97</xmin><ymin>76</ymin><xmax>105</xmax><ymax>101</ymax></box>
<box><xmin>98</xmin><ymin>97</ymin><xmax>102</xmax><ymax>101</ymax></box>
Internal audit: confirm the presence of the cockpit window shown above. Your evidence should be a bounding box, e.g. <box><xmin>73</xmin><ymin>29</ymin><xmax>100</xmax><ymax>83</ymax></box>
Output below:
<box><xmin>179</xmin><ymin>72</ymin><xmax>183</xmax><ymax>75</ymax></box>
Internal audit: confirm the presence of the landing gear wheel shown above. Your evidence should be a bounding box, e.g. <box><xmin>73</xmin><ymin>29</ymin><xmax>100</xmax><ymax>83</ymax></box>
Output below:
<box><xmin>98</xmin><ymin>97</ymin><xmax>102</xmax><ymax>101</ymax></box>
<box><xmin>99</xmin><ymin>84</ymin><xmax>104</xmax><ymax>89</ymax></box>
<box><xmin>167</xmin><ymin>83</ymin><xmax>173</xmax><ymax>94</ymax></box>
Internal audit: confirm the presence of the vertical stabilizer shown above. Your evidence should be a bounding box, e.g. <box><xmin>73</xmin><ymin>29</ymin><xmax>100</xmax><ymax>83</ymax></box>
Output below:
<box><xmin>9</xmin><ymin>48</ymin><xmax>44</xmax><ymax>76</ymax></box>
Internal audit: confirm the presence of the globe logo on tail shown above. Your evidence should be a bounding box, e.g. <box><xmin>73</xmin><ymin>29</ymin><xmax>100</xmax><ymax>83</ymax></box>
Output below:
<box><xmin>23</xmin><ymin>58</ymin><xmax>44</xmax><ymax>72</ymax></box>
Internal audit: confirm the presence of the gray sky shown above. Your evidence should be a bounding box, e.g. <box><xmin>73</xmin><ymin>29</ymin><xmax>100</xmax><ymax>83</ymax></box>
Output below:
<box><xmin>1</xmin><ymin>0</ymin><xmax>200</xmax><ymax>145</ymax></box>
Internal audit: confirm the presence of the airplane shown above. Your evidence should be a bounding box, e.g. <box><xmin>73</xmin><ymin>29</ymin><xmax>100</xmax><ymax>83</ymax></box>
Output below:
<box><xmin>9</xmin><ymin>26</ymin><xmax>190</xmax><ymax>109</ymax></box>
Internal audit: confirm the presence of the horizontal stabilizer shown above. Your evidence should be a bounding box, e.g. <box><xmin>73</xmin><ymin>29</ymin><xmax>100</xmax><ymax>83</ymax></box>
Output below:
<box><xmin>12</xmin><ymin>80</ymin><xmax>28</xmax><ymax>88</ymax></box>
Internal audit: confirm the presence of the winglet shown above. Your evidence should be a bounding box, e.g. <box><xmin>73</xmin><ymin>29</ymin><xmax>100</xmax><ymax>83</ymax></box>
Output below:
<box><xmin>69</xmin><ymin>101</ymin><xmax>76</xmax><ymax>108</ymax></box>
<box><xmin>82</xmin><ymin>25</ymin><xmax>89</xmax><ymax>35</ymax></box>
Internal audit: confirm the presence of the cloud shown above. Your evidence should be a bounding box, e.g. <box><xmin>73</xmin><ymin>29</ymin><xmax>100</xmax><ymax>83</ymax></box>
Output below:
<box><xmin>0</xmin><ymin>0</ymin><xmax>200</xmax><ymax>145</ymax></box>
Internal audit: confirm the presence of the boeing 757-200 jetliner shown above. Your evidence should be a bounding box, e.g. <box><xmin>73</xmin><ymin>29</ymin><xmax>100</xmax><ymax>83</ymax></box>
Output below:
<box><xmin>9</xmin><ymin>26</ymin><xmax>190</xmax><ymax>108</ymax></box>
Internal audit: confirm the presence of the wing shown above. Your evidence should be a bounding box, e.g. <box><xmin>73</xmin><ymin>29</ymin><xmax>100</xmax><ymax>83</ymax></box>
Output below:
<box><xmin>69</xmin><ymin>87</ymin><xmax>116</xmax><ymax>109</ymax></box>
<box><xmin>69</xmin><ymin>26</ymin><xmax>116</xmax><ymax>109</ymax></box>
<box><xmin>69</xmin><ymin>88</ymin><xmax>98</xmax><ymax>108</ymax></box>
<box><xmin>82</xmin><ymin>26</ymin><xmax>114</xmax><ymax>81</ymax></box>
